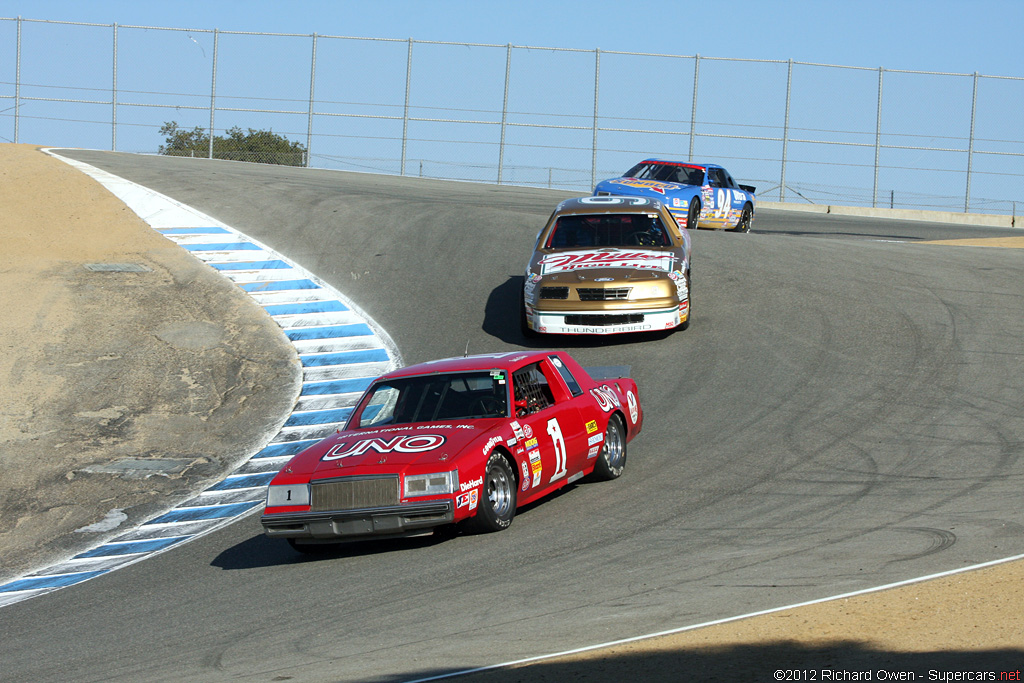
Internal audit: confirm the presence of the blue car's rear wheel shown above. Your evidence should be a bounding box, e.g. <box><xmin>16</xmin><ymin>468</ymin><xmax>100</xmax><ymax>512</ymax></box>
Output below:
<box><xmin>731</xmin><ymin>203</ymin><xmax>753</xmax><ymax>232</ymax></box>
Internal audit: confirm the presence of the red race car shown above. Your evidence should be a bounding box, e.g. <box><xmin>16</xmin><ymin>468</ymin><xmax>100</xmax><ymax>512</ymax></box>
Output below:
<box><xmin>261</xmin><ymin>350</ymin><xmax>642</xmax><ymax>551</ymax></box>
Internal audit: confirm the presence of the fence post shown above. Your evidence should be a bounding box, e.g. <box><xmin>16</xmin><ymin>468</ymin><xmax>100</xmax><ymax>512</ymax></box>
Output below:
<box><xmin>591</xmin><ymin>47</ymin><xmax>601</xmax><ymax>190</ymax></box>
<box><xmin>873</xmin><ymin>66</ymin><xmax>884</xmax><ymax>208</ymax></box>
<box><xmin>401</xmin><ymin>38</ymin><xmax>413</xmax><ymax>176</ymax></box>
<box><xmin>112</xmin><ymin>23</ymin><xmax>118</xmax><ymax>151</ymax></box>
<box><xmin>780</xmin><ymin>59</ymin><xmax>792</xmax><ymax>203</ymax></box>
<box><xmin>14</xmin><ymin>16</ymin><xmax>21</xmax><ymax>143</ymax></box>
<box><xmin>208</xmin><ymin>28</ymin><xmax>219</xmax><ymax>160</ymax></box>
<box><xmin>965</xmin><ymin>72</ymin><xmax>978</xmax><ymax>213</ymax></box>
<box><xmin>306</xmin><ymin>33</ymin><xmax>318</xmax><ymax>168</ymax></box>
<box><xmin>688</xmin><ymin>54</ymin><xmax>699</xmax><ymax>162</ymax></box>
<box><xmin>498</xmin><ymin>43</ymin><xmax>511</xmax><ymax>185</ymax></box>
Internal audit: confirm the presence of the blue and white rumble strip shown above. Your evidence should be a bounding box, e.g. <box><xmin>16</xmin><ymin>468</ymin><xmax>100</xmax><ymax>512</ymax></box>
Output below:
<box><xmin>0</xmin><ymin>152</ymin><xmax>401</xmax><ymax>607</ymax></box>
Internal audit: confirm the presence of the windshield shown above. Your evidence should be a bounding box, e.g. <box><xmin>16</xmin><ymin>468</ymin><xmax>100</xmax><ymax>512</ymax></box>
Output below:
<box><xmin>624</xmin><ymin>162</ymin><xmax>705</xmax><ymax>186</ymax></box>
<box><xmin>356</xmin><ymin>371</ymin><xmax>509</xmax><ymax>427</ymax></box>
<box><xmin>547</xmin><ymin>213</ymin><xmax>670</xmax><ymax>248</ymax></box>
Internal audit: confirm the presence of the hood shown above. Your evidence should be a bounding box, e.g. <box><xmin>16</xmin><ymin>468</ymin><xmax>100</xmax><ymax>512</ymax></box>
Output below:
<box><xmin>286</xmin><ymin>420</ymin><xmax>505</xmax><ymax>477</ymax></box>
<box><xmin>595</xmin><ymin>178</ymin><xmax>695</xmax><ymax>195</ymax></box>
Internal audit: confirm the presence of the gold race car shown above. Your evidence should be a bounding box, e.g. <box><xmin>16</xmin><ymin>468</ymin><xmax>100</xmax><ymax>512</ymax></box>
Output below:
<box><xmin>521</xmin><ymin>196</ymin><xmax>692</xmax><ymax>336</ymax></box>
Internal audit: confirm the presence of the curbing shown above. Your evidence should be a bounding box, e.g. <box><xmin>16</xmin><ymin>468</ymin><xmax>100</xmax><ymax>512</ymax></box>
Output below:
<box><xmin>0</xmin><ymin>151</ymin><xmax>402</xmax><ymax>607</ymax></box>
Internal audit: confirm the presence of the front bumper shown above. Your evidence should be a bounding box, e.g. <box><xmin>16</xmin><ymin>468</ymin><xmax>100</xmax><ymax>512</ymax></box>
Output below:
<box><xmin>529</xmin><ymin>305</ymin><xmax>681</xmax><ymax>335</ymax></box>
<box><xmin>261</xmin><ymin>500</ymin><xmax>454</xmax><ymax>540</ymax></box>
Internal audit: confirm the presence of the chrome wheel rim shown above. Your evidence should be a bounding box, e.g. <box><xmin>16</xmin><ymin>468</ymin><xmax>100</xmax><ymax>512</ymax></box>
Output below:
<box><xmin>488</xmin><ymin>467</ymin><xmax>513</xmax><ymax>518</ymax></box>
<box><xmin>603</xmin><ymin>421</ymin><xmax>624</xmax><ymax>469</ymax></box>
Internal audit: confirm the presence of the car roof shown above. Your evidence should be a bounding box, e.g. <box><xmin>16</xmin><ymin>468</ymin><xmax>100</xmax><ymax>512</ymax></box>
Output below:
<box><xmin>380</xmin><ymin>350</ymin><xmax>556</xmax><ymax>379</ymax></box>
<box><xmin>553</xmin><ymin>196</ymin><xmax>668</xmax><ymax>215</ymax></box>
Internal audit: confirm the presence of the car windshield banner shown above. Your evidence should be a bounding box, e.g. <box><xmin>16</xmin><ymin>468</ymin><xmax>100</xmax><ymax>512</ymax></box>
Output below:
<box><xmin>539</xmin><ymin>250</ymin><xmax>674</xmax><ymax>274</ymax></box>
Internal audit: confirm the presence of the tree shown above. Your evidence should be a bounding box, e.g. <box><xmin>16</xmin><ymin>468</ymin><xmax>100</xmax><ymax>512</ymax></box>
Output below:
<box><xmin>158</xmin><ymin>121</ymin><xmax>307</xmax><ymax>166</ymax></box>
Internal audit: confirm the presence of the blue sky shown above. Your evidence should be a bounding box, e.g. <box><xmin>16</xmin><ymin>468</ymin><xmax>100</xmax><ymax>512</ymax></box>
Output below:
<box><xmin>3</xmin><ymin>1</ymin><xmax>1022</xmax><ymax>212</ymax></box>
<box><xmin>4</xmin><ymin>0</ymin><xmax>1022</xmax><ymax>78</ymax></box>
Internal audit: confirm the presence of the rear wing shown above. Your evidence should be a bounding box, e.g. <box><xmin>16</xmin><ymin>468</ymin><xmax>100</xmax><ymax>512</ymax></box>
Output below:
<box><xmin>584</xmin><ymin>365</ymin><xmax>631</xmax><ymax>381</ymax></box>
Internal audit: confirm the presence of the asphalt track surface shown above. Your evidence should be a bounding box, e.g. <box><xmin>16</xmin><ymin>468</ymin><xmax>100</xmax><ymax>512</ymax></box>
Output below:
<box><xmin>3</xmin><ymin>151</ymin><xmax>1023</xmax><ymax>682</ymax></box>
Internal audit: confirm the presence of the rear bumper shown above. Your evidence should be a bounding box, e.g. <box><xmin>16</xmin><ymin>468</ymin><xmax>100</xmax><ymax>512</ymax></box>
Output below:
<box><xmin>261</xmin><ymin>500</ymin><xmax>454</xmax><ymax>539</ymax></box>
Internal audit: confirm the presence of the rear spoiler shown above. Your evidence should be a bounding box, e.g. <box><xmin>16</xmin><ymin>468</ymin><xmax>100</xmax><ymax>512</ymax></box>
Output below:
<box><xmin>584</xmin><ymin>365</ymin><xmax>631</xmax><ymax>380</ymax></box>
<box><xmin>739</xmin><ymin>184</ymin><xmax>756</xmax><ymax>194</ymax></box>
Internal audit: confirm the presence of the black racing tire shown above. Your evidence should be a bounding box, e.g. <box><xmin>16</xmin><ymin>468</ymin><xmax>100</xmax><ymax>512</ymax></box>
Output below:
<box><xmin>590</xmin><ymin>414</ymin><xmax>627</xmax><ymax>481</ymax></box>
<box><xmin>730</xmin><ymin>203</ymin><xmax>753</xmax><ymax>233</ymax></box>
<box><xmin>520</xmin><ymin>289</ymin><xmax>538</xmax><ymax>339</ymax></box>
<box><xmin>678</xmin><ymin>270</ymin><xmax>691</xmax><ymax>331</ymax></box>
<box><xmin>465</xmin><ymin>452</ymin><xmax>517</xmax><ymax>533</ymax></box>
<box><xmin>686</xmin><ymin>199</ymin><xmax>701</xmax><ymax>230</ymax></box>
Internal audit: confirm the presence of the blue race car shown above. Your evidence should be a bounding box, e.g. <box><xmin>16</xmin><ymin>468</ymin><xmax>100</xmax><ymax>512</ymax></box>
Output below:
<box><xmin>594</xmin><ymin>159</ymin><xmax>756</xmax><ymax>233</ymax></box>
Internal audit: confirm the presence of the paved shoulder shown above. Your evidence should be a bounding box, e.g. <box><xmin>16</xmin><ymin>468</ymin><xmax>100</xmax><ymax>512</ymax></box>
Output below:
<box><xmin>0</xmin><ymin>144</ymin><xmax>301</xmax><ymax>585</ymax></box>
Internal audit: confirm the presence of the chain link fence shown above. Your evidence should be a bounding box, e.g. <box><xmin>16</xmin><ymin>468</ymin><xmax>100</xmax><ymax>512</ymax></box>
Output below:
<box><xmin>2</xmin><ymin>16</ymin><xmax>1022</xmax><ymax>215</ymax></box>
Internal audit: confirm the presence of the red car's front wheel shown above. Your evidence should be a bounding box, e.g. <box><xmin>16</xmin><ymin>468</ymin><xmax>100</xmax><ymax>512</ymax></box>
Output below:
<box><xmin>466</xmin><ymin>452</ymin><xmax>517</xmax><ymax>533</ymax></box>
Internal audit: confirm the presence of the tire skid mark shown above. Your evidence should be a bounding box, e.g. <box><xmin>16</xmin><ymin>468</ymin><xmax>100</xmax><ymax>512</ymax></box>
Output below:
<box><xmin>0</xmin><ymin>152</ymin><xmax>401</xmax><ymax>608</ymax></box>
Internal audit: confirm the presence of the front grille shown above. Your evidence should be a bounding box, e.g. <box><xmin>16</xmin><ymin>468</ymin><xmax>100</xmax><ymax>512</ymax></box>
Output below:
<box><xmin>311</xmin><ymin>475</ymin><xmax>399</xmax><ymax>512</ymax></box>
<box><xmin>539</xmin><ymin>287</ymin><xmax>569</xmax><ymax>299</ymax></box>
<box><xmin>577</xmin><ymin>287</ymin><xmax>631</xmax><ymax>301</ymax></box>
<box><xmin>564</xmin><ymin>313</ymin><xmax>645</xmax><ymax>326</ymax></box>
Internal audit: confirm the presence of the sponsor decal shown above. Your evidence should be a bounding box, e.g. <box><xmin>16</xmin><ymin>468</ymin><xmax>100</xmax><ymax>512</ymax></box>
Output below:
<box><xmin>323</xmin><ymin>434</ymin><xmax>445</xmax><ymax>461</ymax></box>
<box><xmin>525</xmin><ymin>437</ymin><xmax>538</xmax><ymax>450</ymax></box>
<box><xmin>588</xmin><ymin>432</ymin><xmax>605</xmax><ymax>446</ymax></box>
<box><xmin>609</xmin><ymin>179</ymin><xmax>678</xmax><ymax>192</ymax></box>
<box><xmin>585</xmin><ymin>420</ymin><xmax>599</xmax><ymax>434</ymax></box>
<box><xmin>580</xmin><ymin>196</ymin><xmax>653</xmax><ymax>206</ymax></box>
<box><xmin>529</xmin><ymin>451</ymin><xmax>543</xmax><ymax>488</ymax></box>
<box><xmin>482</xmin><ymin>435</ymin><xmax>503</xmax><ymax>455</ymax></box>
<box><xmin>540</xmin><ymin>250</ymin><xmax>674</xmax><ymax>275</ymax></box>
<box><xmin>590</xmin><ymin>385</ymin><xmax>622</xmax><ymax>413</ymax></box>
<box><xmin>587</xmin><ymin>445</ymin><xmax>601</xmax><ymax>458</ymax></box>
<box><xmin>669</xmin><ymin>268</ymin><xmax>688</xmax><ymax>301</ymax></box>
<box><xmin>510</xmin><ymin>420</ymin><xmax>525</xmax><ymax>441</ymax></box>
<box><xmin>456</xmin><ymin>489</ymin><xmax>479</xmax><ymax>510</ymax></box>
<box><xmin>564</xmin><ymin>324</ymin><xmax>655</xmax><ymax>334</ymax></box>
<box><xmin>594</xmin><ymin>277</ymin><xmax>614</xmax><ymax>282</ymax></box>
<box><xmin>460</xmin><ymin>476</ymin><xmax>483</xmax><ymax>493</ymax></box>
<box><xmin>627</xmin><ymin>391</ymin><xmax>639</xmax><ymax>424</ymax></box>
<box><xmin>355</xmin><ymin>425</ymin><xmax>470</xmax><ymax>436</ymax></box>
<box><xmin>523</xmin><ymin>423</ymin><xmax>534</xmax><ymax>439</ymax></box>
<box><xmin>521</xmin><ymin>459</ymin><xmax>530</xmax><ymax>487</ymax></box>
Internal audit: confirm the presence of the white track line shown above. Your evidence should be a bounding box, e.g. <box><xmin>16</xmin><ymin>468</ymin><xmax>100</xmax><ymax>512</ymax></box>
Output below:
<box><xmin>399</xmin><ymin>551</ymin><xmax>1024</xmax><ymax>682</ymax></box>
